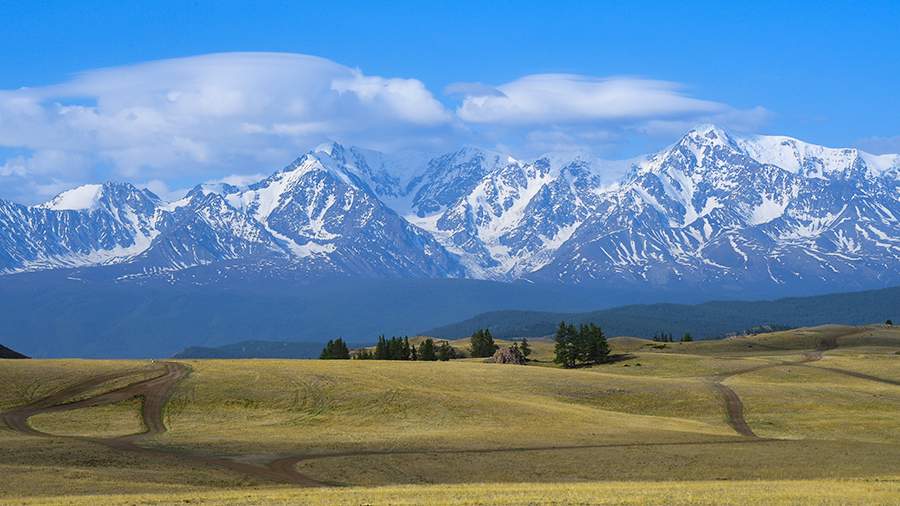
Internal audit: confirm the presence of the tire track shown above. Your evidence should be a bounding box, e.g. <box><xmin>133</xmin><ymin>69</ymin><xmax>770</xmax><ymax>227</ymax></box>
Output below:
<box><xmin>800</xmin><ymin>365</ymin><xmax>900</xmax><ymax>386</ymax></box>
<box><xmin>4</xmin><ymin>332</ymin><xmax>895</xmax><ymax>487</ymax></box>
<box><xmin>706</xmin><ymin>329</ymin><xmax>896</xmax><ymax>438</ymax></box>
<box><xmin>1</xmin><ymin>362</ymin><xmax>330</xmax><ymax>487</ymax></box>
<box><xmin>709</xmin><ymin>351</ymin><xmax>823</xmax><ymax>438</ymax></box>
<box><xmin>3</xmin><ymin>360</ymin><xmax>777</xmax><ymax>487</ymax></box>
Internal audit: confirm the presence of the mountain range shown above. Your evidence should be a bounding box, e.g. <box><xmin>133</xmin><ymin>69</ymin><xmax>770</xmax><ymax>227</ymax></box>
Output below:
<box><xmin>423</xmin><ymin>286</ymin><xmax>900</xmax><ymax>341</ymax></box>
<box><xmin>2</xmin><ymin>125</ymin><xmax>899</xmax><ymax>294</ymax></box>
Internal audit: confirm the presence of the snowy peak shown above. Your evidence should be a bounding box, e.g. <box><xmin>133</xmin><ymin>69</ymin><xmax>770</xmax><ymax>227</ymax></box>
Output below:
<box><xmin>684</xmin><ymin>124</ymin><xmax>739</xmax><ymax>148</ymax></box>
<box><xmin>186</xmin><ymin>182</ymin><xmax>241</xmax><ymax>199</ymax></box>
<box><xmin>739</xmin><ymin>135</ymin><xmax>859</xmax><ymax>179</ymax></box>
<box><xmin>2</xmin><ymin>125</ymin><xmax>899</xmax><ymax>292</ymax></box>
<box><xmin>738</xmin><ymin>133</ymin><xmax>900</xmax><ymax>181</ymax></box>
<box><xmin>39</xmin><ymin>184</ymin><xmax>105</xmax><ymax>211</ymax></box>
<box><xmin>408</xmin><ymin>146</ymin><xmax>513</xmax><ymax>217</ymax></box>
<box><xmin>39</xmin><ymin>182</ymin><xmax>160</xmax><ymax>213</ymax></box>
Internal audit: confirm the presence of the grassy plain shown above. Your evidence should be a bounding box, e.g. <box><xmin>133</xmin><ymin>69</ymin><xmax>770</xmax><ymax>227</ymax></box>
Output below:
<box><xmin>1</xmin><ymin>324</ymin><xmax>898</xmax><ymax>504</ymax></box>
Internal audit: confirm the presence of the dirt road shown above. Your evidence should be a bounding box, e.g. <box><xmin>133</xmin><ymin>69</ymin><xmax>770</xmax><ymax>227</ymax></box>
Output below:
<box><xmin>1</xmin><ymin>362</ymin><xmax>329</xmax><ymax>487</ymax></box>
<box><xmin>2</xmin><ymin>333</ymin><xmax>896</xmax><ymax>487</ymax></box>
<box><xmin>709</xmin><ymin>350</ymin><xmax>824</xmax><ymax>438</ymax></box>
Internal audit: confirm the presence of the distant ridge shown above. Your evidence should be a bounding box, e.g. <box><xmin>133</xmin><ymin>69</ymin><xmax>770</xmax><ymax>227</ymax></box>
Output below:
<box><xmin>173</xmin><ymin>340</ymin><xmax>323</xmax><ymax>359</ymax></box>
<box><xmin>0</xmin><ymin>344</ymin><xmax>28</xmax><ymax>359</ymax></box>
<box><xmin>422</xmin><ymin>286</ymin><xmax>900</xmax><ymax>340</ymax></box>
<box><xmin>1</xmin><ymin>126</ymin><xmax>898</xmax><ymax>295</ymax></box>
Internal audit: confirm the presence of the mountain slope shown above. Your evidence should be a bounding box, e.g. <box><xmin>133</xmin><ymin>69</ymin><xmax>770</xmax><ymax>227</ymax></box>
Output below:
<box><xmin>531</xmin><ymin>126</ymin><xmax>900</xmax><ymax>290</ymax></box>
<box><xmin>0</xmin><ymin>182</ymin><xmax>161</xmax><ymax>273</ymax></box>
<box><xmin>423</xmin><ymin>285</ymin><xmax>900</xmax><ymax>340</ymax></box>
<box><xmin>0</xmin><ymin>125</ymin><xmax>897</xmax><ymax>294</ymax></box>
<box><xmin>0</xmin><ymin>150</ymin><xmax>464</xmax><ymax>279</ymax></box>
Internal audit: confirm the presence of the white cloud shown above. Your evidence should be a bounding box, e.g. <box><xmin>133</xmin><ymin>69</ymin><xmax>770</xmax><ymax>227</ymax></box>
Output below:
<box><xmin>331</xmin><ymin>73</ymin><xmax>450</xmax><ymax>125</ymax></box>
<box><xmin>0</xmin><ymin>53</ymin><xmax>771</xmax><ymax>204</ymax></box>
<box><xmin>455</xmin><ymin>74</ymin><xmax>756</xmax><ymax>125</ymax></box>
<box><xmin>0</xmin><ymin>52</ymin><xmax>453</xmax><ymax>203</ymax></box>
<box><xmin>449</xmin><ymin>74</ymin><xmax>769</xmax><ymax>159</ymax></box>
<box><xmin>209</xmin><ymin>173</ymin><xmax>268</xmax><ymax>187</ymax></box>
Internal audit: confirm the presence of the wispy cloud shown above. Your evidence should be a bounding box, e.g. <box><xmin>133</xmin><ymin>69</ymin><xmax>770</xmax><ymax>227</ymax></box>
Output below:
<box><xmin>449</xmin><ymin>74</ymin><xmax>768</xmax><ymax>156</ymax></box>
<box><xmin>454</xmin><ymin>75</ymin><xmax>746</xmax><ymax>124</ymax></box>
<box><xmin>857</xmin><ymin>135</ymin><xmax>900</xmax><ymax>155</ymax></box>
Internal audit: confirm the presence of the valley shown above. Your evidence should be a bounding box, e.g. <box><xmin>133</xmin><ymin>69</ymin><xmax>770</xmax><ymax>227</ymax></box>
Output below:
<box><xmin>1</xmin><ymin>324</ymin><xmax>898</xmax><ymax>504</ymax></box>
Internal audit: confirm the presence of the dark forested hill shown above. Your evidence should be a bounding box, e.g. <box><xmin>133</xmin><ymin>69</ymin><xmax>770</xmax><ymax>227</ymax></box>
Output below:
<box><xmin>173</xmin><ymin>340</ymin><xmax>323</xmax><ymax>359</ymax></box>
<box><xmin>423</xmin><ymin>286</ymin><xmax>900</xmax><ymax>340</ymax></box>
<box><xmin>0</xmin><ymin>344</ymin><xmax>28</xmax><ymax>359</ymax></box>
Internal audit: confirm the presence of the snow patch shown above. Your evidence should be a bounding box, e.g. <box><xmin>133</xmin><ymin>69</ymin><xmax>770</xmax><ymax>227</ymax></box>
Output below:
<box><xmin>39</xmin><ymin>184</ymin><xmax>104</xmax><ymax>211</ymax></box>
<box><xmin>749</xmin><ymin>195</ymin><xmax>789</xmax><ymax>225</ymax></box>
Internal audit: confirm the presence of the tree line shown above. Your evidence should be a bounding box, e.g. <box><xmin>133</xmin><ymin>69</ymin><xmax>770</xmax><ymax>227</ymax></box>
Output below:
<box><xmin>323</xmin><ymin>321</ymin><xmax>615</xmax><ymax>370</ymax></box>
<box><xmin>319</xmin><ymin>327</ymin><xmax>537</xmax><ymax>362</ymax></box>
<box><xmin>652</xmin><ymin>331</ymin><xmax>693</xmax><ymax>342</ymax></box>
<box><xmin>553</xmin><ymin>322</ymin><xmax>609</xmax><ymax>368</ymax></box>
<box><xmin>350</xmin><ymin>335</ymin><xmax>460</xmax><ymax>361</ymax></box>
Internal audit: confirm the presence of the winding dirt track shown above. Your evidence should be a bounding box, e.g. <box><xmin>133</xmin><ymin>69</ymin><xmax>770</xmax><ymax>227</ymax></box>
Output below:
<box><xmin>3</xmin><ymin>335</ymin><xmax>897</xmax><ymax>487</ymax></box>
<box><xmin>801</xmin><ymin>364</ymin><xmax>900</xmax><ymax>386</ymax></box>
<box><xmin>1</xmin><ymin>362</ymin><xmax>331</xmax><ymax>487</ymax></box>
<box><xmin>709</xmin><ymin>351</ymin><xmax>823</xmax><ymax>438</ymax></box>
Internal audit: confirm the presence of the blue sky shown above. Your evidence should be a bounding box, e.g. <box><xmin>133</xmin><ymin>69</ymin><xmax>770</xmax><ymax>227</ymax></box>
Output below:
<box><xmin>1</xmin><ymin>0</ymin><xmax>898</xmax><ymax>203</ymax></box>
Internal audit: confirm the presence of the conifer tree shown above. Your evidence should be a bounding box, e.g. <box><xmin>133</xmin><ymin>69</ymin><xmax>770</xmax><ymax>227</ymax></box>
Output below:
<box><xmin>334</xmin><ymin>338</ymin><xmax>350</xmax><ymax>359</ymax></box>
<box><xmin>585</xmin><ymin>324</ymin><xmax>608</xmax><ymax>364</ymax></box>
<box><xmin>374</xmin><ymin>335</ymin><xmax>388</xmax><ymax>360</ymax></box>
<box><xmin>402</xmin><ymin>337</ymin><xmax>412</xmax><ymax>360</ymax></box>
<box><xmin>554</xmin><ymin>321</ymin><xmax>578</xmax><ymax>368</ymax></box>
<box><xmin>419</xmin><ymin>338</ymin><xmax>437</xmax><ymax>361</ymax></box>
<box><xmin>437</xmin><ymin>340</ymin><xmax>456</xmax><ymax>361</ymax></box>
<box><xmin>470</xmin><ymin>328</ymin><xmax>499</xmax><ymax>358</ymax></box>
<box><xmin>320</xmin><ymin>338</ymin><xmax>350</xmax><ymax>359</ymax></box>
<box><xmin>554</xmin><ymin>321</ymin><xmax>606</xmax><ymax>367</ymax></box>
<box><xmin>320</xmin><ymin>339</ymin><xmax>335</xmax><ymax>359</ymax></box>
<box><xmin>387</xmin><ymin>336</ymin><xmax>401</xmax><ymax>360</ymax></box>
<box><xmin>519</xmin><ymin>337</ymin><xmax>532</xmax><ymax>359</ymax></box>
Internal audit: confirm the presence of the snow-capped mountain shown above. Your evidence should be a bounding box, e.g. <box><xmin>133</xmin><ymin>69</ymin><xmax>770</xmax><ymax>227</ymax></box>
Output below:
<box><xmin>1</xmin><ymin>125</ymin><xmax>897</xmax><ymax>294</ymax></box>
<box><xmin>533</xmin><ymin>126</ymin><xmax>900</xmax><ymax>289</ymax></box>
<box><xmin>0</xmin><ymin>182</ymin><xmax>160</xmax><ymax>272</ymax></box>
<box><xmin>0</xmin><ymin>149</ymin><xmax>463</xmax><ymax>278</ymax></box>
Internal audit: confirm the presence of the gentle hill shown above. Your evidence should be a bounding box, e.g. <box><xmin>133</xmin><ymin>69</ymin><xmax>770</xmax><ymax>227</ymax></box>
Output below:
<box><xmin>423</xmin><ymin>286</ymin><xmax>900</xmax><ymax>340</ymax></box>
<box><xmin>3</xmin><ymin>327</ymin><xmax>898</xmax><ymax>504</ymax></box>
<box><xmin>666</xmin><ymin>324</ymin><xmax>900</xmax><ymax>354</ymax></box>
<box><xmin>0</xmin><ymin>344</ymin><xmax>28</xmax><ymax>359</ymax></box>
<box><xmin>173</xmin><ymin>340</ymin><xmax>324</xmax><ymax>359</ymax></box>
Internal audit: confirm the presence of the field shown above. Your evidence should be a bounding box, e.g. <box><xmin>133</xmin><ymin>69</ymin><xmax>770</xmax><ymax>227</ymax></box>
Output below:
<box><xmin>1</xmin><ymin>324</ymin><xmax>898</xmax><ymax>504</ymax></box>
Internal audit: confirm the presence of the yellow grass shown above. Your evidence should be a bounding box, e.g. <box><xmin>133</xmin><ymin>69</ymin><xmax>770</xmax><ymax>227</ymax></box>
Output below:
<box><xmin>30</xmin><ymin>398</ymin><xmax>146</xmax><ymax>438</ymax></box>
<box><xmin>6</xmin><ymin>478</ymin><xmax>900</xmax><ymax>505</ymax></box>
<box><xmin>1</xmin><ymin>324</ymin><xmax>899</xmax><ymax>504</ymax></box>
<box><xmin>159</xmin><ymin>358</ymin><xmax>733</xmax><ymax>458</ymax></box>
<box><xmin>0</xmin><ymin>359</ymin><xmax>151</xmax><ymax>410</ymax></box>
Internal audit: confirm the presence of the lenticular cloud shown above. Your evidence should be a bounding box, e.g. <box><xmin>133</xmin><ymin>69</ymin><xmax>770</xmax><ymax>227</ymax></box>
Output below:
<box><xmin>455</xmin><ymin>74</ymin><xmax>727</xmax><ymax>125</ymax></box>
<box><xmin>0</xmin><ymin>52</ymin><xmax>451</xmax><ymax>200</ymax></box>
